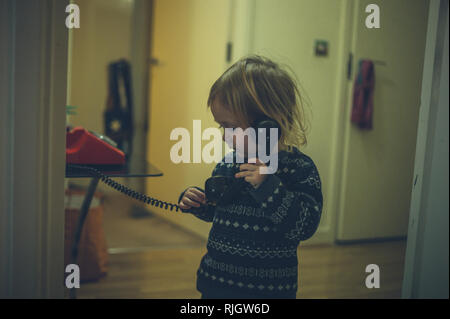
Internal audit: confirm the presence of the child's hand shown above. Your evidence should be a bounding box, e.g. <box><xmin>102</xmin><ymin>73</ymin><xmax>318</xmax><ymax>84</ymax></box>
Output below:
<box><xmin>235</xmin><ymin>158</ymin><xmax>268</xmax><ymax>189</ymax></box>
<box><xmin>178</xmin><ymin>187</ymin><xmax>207</xmax><ymax>210</ymax></box>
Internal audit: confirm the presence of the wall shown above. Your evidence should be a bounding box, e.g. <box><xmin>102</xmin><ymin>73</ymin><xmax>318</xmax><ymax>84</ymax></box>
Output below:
<box><xmin>145</xmin><ymin>0</ymin><xmax>230</xmax><ymax>238</ymax></box>
<box><xmin>68</xmin><ymin>0</ymin><xmax>133</xmax><ymax>133</ymax></box>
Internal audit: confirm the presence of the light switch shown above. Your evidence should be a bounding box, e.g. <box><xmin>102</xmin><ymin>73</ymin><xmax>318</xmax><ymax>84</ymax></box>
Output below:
<box><xmin>314</xmin><ymin>40</ymin><xmax>328</xmax><ymax>57</ymax></box>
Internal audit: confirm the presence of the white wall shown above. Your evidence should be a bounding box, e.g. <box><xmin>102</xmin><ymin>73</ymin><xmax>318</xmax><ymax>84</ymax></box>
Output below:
<box><xmin>145</xmin><ymin>0</ymin><xmax>230</xmax><ymax>238</ymax></box>
<box><xmin>402</xmin><ymin>0</ymin><xmax>449</xmax><ymax>299</ymax></box>
<box><xmin>68</xmin><ymin>0</ymin><xmax>134</xmax><ymax>134</ymax></box>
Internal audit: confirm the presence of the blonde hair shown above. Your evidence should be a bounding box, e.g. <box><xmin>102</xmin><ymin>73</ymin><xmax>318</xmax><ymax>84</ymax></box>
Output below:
<box><xmin>207</xmin><ymin>55</ymin><xmax>310</xmax><ymax>151</ymax></box>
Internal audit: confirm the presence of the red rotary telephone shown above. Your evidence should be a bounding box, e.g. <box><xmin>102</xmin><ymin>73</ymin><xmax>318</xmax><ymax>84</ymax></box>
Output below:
<box><xmin>66</xmin><ymin>126</ymin><xmax>126</xmax><ymax>165</ymax></box>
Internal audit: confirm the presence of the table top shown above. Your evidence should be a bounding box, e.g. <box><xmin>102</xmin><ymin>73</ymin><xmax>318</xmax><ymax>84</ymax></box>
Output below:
<box><xmin>65</xmin><ymin>162</ymin><xmax>163</xmax><ymax>178</ymax></box>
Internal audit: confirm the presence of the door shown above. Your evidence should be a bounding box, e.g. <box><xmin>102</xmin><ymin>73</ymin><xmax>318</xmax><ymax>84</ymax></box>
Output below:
<box><xmin>337</xmin><ymin>0</ymin><xmax>429</xmax><ymax>241</ymax></box>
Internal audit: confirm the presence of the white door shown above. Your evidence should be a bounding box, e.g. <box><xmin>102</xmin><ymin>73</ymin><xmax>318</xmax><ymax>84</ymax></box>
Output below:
<box><xmin>337</xmin><ymin>0</ymin><xmax>429</xmax><ymax>241</ymax></box>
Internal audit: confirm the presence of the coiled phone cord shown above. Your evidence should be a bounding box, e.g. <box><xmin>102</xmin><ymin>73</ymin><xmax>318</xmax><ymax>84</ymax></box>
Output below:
<box><xmin>69</xmin><ymin>164</ymin><xmax>182</xmax><ymax>212</ymax></box>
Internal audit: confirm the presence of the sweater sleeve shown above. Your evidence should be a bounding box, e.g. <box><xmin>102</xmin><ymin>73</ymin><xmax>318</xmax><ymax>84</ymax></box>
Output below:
<box><xmin>177</xmin><ymin>158</ymin><xmax>228</xmax><ymax>222</ymax></box>
<box><xmin>248</xmin><ymin>155</ymin><xmax>323</xmax><ymax>242</ymax></box>
<box><xmin>178</xmin><ymin>186</ymin><xmax>215</xmax><ymax>222</ymax></box>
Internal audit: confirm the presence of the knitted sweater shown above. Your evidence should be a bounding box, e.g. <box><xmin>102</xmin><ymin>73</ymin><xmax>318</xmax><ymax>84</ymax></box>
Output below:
<box><xmin>178</xmin><ymin>147</ymin><xmax>323</xmax><ymax>298</ymax></box>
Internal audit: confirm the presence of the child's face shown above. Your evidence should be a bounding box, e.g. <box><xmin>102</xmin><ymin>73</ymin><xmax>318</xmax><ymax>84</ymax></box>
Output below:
<box><xmin>211</xmin><ymin>99</ymin><xmax>253</xmax><ymax>157</ymax></box>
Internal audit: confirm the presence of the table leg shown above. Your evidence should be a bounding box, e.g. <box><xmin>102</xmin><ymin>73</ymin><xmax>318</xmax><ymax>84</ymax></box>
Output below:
<box><xmin>69</xmin><ymin>176</ymin><xmax>100</xmax><ymax>299</ymax></box>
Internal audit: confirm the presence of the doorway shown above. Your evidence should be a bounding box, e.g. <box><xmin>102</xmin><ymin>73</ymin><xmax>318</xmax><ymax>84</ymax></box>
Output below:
<box><xmin>67</xmin><ymin>0</ymin><xmax>431</xmax><ymax>299</ymax></box>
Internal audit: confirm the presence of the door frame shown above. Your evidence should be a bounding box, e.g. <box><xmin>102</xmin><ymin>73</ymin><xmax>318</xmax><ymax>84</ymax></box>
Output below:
<box><xmin>327</xmin><ymin>0</ymin><xmax>357</xmax><ymax>244</ymax></box>
<box><xmin>402</xmin><ymin>0</ymin><xmax>448</xmax><ymax>298</ymax></box>
<box><xmin>0</xmin><ymin>0</ymin><xmax>68</xmax><ymax>298</ymax></box>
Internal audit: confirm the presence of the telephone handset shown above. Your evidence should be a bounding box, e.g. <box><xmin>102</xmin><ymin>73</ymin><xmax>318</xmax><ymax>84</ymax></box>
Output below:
<box><xmin>204</xmin><ymin>118</ymin><xmax>281</xmax><ymax>206</ymax></box>
<box><xmin>66</xmin><ymin>119</ymin><xmax>280</xmax><ymax>213</ymax></box>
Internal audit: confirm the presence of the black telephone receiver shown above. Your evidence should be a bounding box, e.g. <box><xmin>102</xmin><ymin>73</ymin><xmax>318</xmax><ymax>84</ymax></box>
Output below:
<box><xmin>204</xmin><ymin>118</ymin><xmax>281</xmax><ymax>206</ymax></box>
<box><xmin>69</xmin><ymin>119</ymin><xmax>280</xmax><ymax>213</ymax></box>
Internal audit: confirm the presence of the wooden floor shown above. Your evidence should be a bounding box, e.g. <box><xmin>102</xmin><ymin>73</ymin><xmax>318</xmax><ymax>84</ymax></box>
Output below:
<box><xmin>101</xmin><ymin>193</ymin><xmax>206</xmax><ymax>251</ymax></box>
<box><xmin>75</xmin><ymin>239</ymin><xmax>406</xmax><ymax>299</ymax></box>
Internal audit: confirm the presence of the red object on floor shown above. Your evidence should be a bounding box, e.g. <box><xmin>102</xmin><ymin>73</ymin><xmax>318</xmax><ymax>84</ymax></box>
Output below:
<box><xmin>64</xmin><ymin>189</ymin><xmax>108</xmax><ymax>283</ymax></box>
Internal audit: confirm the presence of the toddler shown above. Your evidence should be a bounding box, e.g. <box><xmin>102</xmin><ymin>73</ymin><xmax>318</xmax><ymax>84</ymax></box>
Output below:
<box><xmin>178</xmin><ymin>55</ymin><xmax>323</xmax><ymax>299</ymax></box>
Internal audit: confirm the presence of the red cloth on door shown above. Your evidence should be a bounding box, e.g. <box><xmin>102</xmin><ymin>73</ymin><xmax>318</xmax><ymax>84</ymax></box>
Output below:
<box><xmin>351</xmin><ymin>60</ymin><xmax>375</xmax><ymax>130</ymax></box>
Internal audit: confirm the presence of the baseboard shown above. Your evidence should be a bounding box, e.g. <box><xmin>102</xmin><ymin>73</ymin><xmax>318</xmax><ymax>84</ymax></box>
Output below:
<box><xmin>335</xmin><ymin>235</ymin><xmax>407</xmax><ymax>245</ymax></box>
<box><xmin>300</xmin><ymin>227</ymin><xmax>334</xmax><ymax>246</ymax></box>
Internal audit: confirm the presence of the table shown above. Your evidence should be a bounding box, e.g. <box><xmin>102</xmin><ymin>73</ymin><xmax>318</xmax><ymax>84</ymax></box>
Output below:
<box><xmin>65</xmin><ymin>162</ymin><xmax>163</xmax><ymax>298</ymax></box>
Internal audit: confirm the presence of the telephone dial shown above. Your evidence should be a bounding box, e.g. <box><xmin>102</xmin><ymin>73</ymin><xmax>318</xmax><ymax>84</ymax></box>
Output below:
<box><xmin>66</xmin><ymin>118</ymin><xmax>280</xmax><ymax>213</ymax></box>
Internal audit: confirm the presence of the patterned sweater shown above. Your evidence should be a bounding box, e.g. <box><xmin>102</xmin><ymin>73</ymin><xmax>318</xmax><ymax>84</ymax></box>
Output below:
<box><xmin>178</xmin><ymin>147</ymin><xmax>323</xmax><ymax>298</ymax></box>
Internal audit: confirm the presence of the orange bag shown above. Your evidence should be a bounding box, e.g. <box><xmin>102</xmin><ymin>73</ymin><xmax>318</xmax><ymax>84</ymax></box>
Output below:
<box><xmin>64</xmin><ymin>189</ymin><xmax>108</xmax><ymax>282</ymax></box>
